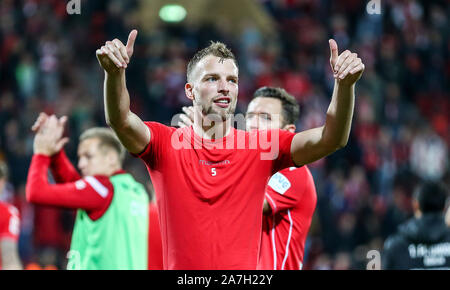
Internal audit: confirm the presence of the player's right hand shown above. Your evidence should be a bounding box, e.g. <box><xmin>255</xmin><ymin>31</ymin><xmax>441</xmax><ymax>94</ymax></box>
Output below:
<box><xmin>96</xmin><ymin>29</ymin><xmax>138</xmax><ymax>75</ymax></box>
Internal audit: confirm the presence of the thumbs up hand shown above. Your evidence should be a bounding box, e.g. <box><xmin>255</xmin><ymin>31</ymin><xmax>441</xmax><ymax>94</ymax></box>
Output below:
<box><xmin>96</xmin><ymin>30</ymin><xmax>138</xmax><ymax>75</ymax></box>
<box><xmin>329</xmin><ymin>39</ymin><xmax>364</xmax><ymax>86</ymax></box>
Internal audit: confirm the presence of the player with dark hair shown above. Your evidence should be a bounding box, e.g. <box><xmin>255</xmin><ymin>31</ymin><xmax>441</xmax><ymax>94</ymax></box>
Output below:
<box><xmin>0</xmin><ymin>161</ymin><xmax>22</xmax><ymax>270</ymax></box>
<box><xmin>180</xmin><ymin>87</ymin><xmax>317</xmax><ymax>270</ymax></box>
<box><xmin>383</xmin><ymin>182</ymin><xmax>450</xmax><ymax>269</ymax></box>
<box><xmin>96</xmin><ymin>30</ymin><xmax>364</xmax><ymax>269</ymax></box>
<box><xmin>26</xmin><ymin>114</ymin><xmax>149</xmax><ymax>270</ymax></box>
<box><xmin>250</xmin><ymin>87</ymin><xmax>300</xmax><ymax>127</ymax></box>
<box><xmin>247</xmin><ymin>87</ymin><xmax>317</xmax><ymax>270</ymax></box>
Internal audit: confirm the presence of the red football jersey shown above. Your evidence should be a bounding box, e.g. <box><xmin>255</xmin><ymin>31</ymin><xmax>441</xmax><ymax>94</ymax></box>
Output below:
<box><xmin>257</xmin><ymin>166</ymin><xmax>317</xmax><ymax>270</ymax></box>
<box><xmin>0</xmin><ymin>201</ymin><xmax>20</xmax><ymax>269</ymax></box>
<box><xmin>148</xmin><ymin>202</ymin><xmax>163</xmax><ymax>270</ymax></box>
<box><xmin>26</xmin><ymin>155</ymin><xmax>116</xmax><ymax>221</ymax></box>
<box><xmin>136</xmin><ymin>122</ymin><xmax>295</xmax><ymax>269</ymax></box>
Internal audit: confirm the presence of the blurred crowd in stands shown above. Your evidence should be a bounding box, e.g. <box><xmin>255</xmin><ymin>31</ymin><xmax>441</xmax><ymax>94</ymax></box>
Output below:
<box><xmin>0</xmin><ymin>0</ymin><xmax>448</xmax><ymax>269</ymax></box>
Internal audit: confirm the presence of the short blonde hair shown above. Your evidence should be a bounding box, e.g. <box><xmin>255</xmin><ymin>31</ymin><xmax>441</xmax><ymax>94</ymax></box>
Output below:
<box><xmin>79</xmin><ymin>128</ymin><xmax>126</xmax><ymax>164</ymax></box>
<box><xmin>186</xmin><ymin>41</ymin><xmax>238</xmax><ymax>82</ymax></box>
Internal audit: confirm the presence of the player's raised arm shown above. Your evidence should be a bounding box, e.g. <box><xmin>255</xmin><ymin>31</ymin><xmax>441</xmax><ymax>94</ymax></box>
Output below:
<box><xmin>96</xmin><ymin>29</ymin><xmax>150</xmax><ymax>154</ymax></box>
<box><xmin>290</xmin><ymin>39</ymin><xmax>364</xmax><ymax>166</ymax></box>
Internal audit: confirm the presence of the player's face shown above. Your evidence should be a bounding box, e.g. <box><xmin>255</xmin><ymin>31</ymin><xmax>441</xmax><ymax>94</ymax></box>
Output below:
<box><xmin>187</xmin><ymin>55</ymin><xmax>239</xmax><ymax>121</ymax></box>
<box><xmin>77</xmin><ymin>138</ymin><xmax>114</xmax><ymax>177</ymax></box>
<box><xmin>246</xmin><ymin>97</ymin><xmax>284</xmax><ymax>131</ymax></box>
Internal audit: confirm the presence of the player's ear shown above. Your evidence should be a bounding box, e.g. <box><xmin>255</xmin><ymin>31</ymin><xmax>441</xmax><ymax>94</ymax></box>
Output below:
<box><xmin>283</xmin><ymin>124</ymin><xmax>296</xmax><ymax>133</ymax></box>
<box><xmin>106</xmin><ymin>150</ymin><xmax>120</xmax><ymax>169</ymax></box>
<box><xmin>0</xmin><ymin>178</ymin><xmax>5</xmax><ymax>193</ymax></box>
<box><xmin>185</xmin><ymin>83</ymin><xmax>194</xmax><ymax>101</ymax></box>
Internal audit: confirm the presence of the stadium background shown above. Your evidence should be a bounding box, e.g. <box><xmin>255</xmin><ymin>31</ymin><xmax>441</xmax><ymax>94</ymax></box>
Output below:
<box><xmin>0</xmin><ymin>0</ymin><xmax>448</xmax><ymax>269</ymax></box>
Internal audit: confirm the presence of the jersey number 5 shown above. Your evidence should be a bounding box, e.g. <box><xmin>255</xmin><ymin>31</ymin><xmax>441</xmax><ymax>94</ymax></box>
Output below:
<box><xmin>211</xmin><ymin>168</ymin><xmax>216</xmax><ymax>176</ymax></box>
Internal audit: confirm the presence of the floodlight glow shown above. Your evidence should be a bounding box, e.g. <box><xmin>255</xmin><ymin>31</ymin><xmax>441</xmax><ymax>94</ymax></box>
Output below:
<box><xmin>159</xmin><ymin>5</ymin><xmax>187</xmax><ymax>23</ymax></box>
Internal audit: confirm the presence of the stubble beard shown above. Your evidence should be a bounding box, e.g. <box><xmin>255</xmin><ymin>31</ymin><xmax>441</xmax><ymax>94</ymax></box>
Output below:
<box><xmin>203</xmin><ymin>102</ymin><xmax>235</xmax><ymax>123</ymax></box>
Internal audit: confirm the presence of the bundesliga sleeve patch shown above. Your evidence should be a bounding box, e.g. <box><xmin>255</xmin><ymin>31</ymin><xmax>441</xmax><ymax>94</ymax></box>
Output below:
<box><xmin>268</xmin><ymin>172</ymin><xmax>291</xmax><ymax>195</ymax></box>
<box><xmin>84</xmin><ymin>176</ymin><xmax>109</xmax><ymax>198</ymax></box>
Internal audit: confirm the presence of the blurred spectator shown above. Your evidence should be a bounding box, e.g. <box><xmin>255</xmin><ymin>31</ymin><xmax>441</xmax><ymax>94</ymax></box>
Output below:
<box><xmin>383</xmin><ymin>182</ymin><xmax>450</xmax><ymax>269</ymax></box>
<box><xmin>410</xmin><ymin>125</ymin><xmax>448</xmax><ymax>181</ymax></box>
<box><xmin>0</xmin><ymin>160</ymin><xmax>22</xmax><ymax>269</ymax></box>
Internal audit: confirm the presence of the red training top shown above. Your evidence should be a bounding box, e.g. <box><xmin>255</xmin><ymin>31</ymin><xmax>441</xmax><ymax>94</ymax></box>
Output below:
<box><xmin>26</xmin><ymin>150</ymin><xmax>115</xmax><ymax>221</ymax></box>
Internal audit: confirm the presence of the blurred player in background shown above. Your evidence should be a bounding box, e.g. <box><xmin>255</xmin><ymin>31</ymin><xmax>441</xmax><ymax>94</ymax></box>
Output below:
<box><xmin>247</xmin><ymin>87</ymin><xmax>317</xmax><ymax>270</ymax></box>
<box><xmin>26</xmin><ymin>114</ymin><xmax>149</xmax><ymax>270</ymax></box>
<box><xmin>179</xmin><ymin>87</ymin><xmax>317</xmax><ymax>270</ymax></box>
<box><xmin>0</xmin><ymin>161</ymin><xmax>22</xmax><ymax>270</ymax></box>
<box><xmin>383</xmin><ymin>182</ymin><xmax>450</xmax><ymax>269</ymax></box>
<box><xmin>96</xmin><ymin>29</ymin><xmax>364</xmax><ymax>269</ymax></box>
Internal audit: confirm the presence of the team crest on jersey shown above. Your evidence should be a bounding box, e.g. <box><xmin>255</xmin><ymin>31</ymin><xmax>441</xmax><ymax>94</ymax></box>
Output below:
<box><xmin>268</xmin><ymin>172</ymin><xmax>291</xmax><ymax>195</ymax></box>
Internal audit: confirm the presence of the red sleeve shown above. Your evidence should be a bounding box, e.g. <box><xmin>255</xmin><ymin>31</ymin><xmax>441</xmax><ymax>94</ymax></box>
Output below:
<box><xmin>50</xmin><ymin>150</ymin><xmax>81</xmax><ymax>183</ymax></box>
<box><xmin>26</xmin><ymin>155</ymin><xmax>113</xmax><ymax>220</ymax></box>
<box><xmin>267</xmin><ymin>129</ymin><xmax>296</xmax><ymax>175</ymax></box>
<box><xmin>132</xmin><ymin>122</ymin><xmax>174</xmax><ymax>169</ymax></box>
<box><xmin>265</xmin><ymin>166</ymin><xmax>316</xmax><ymax>215</ymax></box>
<box><xmin>0</xmin><ymin>204</ymin><xmax>20</xmax><ymax>241</ymax></box>
<box><xmin>148</xmin><ymin>203</ymin><xmax>163</xmax><ymax>270</ymax></box>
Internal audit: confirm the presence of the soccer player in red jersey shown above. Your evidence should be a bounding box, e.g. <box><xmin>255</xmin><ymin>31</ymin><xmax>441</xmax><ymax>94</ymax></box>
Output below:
<box><xmin>96</xmin><ymin>30</ymin><xmax>364</xmax><ymax>269</ymax></box>
<box><xmin>245</xmin><ymin>87</ymin><xmax>317</xmax><ymax>270</ymax></box>
<box><xmin>0</xmin><ymin>161</ymin><xmax>22</xmax><ymax>270</ymax></box>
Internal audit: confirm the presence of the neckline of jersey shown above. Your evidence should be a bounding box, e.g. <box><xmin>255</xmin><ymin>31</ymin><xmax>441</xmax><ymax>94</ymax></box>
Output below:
<box><xmin>190</xmin><ymin>125</ymin><xmax>237</xmax><ymax>144</ymax></box>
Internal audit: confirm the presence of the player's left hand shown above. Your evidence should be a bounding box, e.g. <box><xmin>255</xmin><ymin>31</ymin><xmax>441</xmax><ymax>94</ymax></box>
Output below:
<box><xmin>33</xmin><ymin>114</ymin><xmax>69</xmax><ymax>156</ymax></box>
<box><xmin>329</xmin><ymin>39</ymin><xmax>364</xmax><ymax>86</ymax></box>
<box><xmin>177</xmin><ymin>106</ymin><xmax>194</xmax><ymax>128</ymax></box>
<box><xmin>31</xmin><ymin>112</ymin><xmax>49</xmax><ymax>132</ymax></box>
